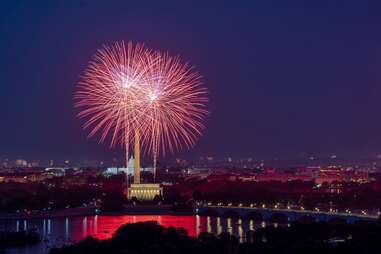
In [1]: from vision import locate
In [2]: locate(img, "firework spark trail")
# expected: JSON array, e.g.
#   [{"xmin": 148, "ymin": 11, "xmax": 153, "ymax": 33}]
[
  {"xmin": 137, "ymin": 51, "xmax": 208, "ymax": 177},
  {"xmin": 75, "ymin": 41, "xmax": 152, "ymax": 148},
  {"xmin": 75, "ymin": 41, "xmax": 208, "ymax": 173}
]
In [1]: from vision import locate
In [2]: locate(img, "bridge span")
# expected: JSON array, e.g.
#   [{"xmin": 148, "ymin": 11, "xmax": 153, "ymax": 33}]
[{"xmin": 197, "ymin": 204, "xmax": 378, "ymax": 224}]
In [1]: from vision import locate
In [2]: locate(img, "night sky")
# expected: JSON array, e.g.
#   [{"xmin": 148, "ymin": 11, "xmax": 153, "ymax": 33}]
[{"xmin": 0, "ymin": 1, "xmax": 380, "ymax": 164}]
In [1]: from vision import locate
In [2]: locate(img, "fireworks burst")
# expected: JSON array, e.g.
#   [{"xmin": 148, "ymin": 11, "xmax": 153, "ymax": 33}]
[{"xmin": 75, "ymin": 41, "xmax": 208, "ymax": 171}]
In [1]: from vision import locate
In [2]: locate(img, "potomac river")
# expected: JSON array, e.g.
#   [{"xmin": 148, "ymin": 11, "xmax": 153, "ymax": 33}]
[{"xmin": 0, "ymin": 214, "xmax": 278, "ymax": 254}]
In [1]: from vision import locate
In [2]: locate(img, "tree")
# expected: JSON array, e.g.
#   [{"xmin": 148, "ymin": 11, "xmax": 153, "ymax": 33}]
[{"xmin": 100, "ymin": 191, "xmax": 126, "ymax": 212}]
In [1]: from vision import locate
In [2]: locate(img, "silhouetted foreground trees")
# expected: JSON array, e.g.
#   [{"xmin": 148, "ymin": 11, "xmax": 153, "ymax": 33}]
[
  {"xmin": 0, "ymin": 230, "xmax": 40, "ymax": 249},
  {"xmin": 49, "ymin": 221, "xmax": 381, "ymax": 254}
]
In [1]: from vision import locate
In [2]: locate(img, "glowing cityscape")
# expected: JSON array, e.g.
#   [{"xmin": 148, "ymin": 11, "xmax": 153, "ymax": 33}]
[{"xmin": 0, "ymin": 1, "xmax": 380, "ymax": 254}]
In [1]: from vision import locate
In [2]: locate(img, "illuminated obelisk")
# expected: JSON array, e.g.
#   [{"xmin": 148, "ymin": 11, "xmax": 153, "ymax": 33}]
[
  {"xmin": 133, "ymin": 130, "xmax": 140, "ymax": 184},
  {"xmin": 128, "ymin": 129, "xmax": 162, "ymax": 200}
]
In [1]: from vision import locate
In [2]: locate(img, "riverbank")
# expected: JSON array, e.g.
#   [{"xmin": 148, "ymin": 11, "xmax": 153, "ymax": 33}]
[
  {"xmin": 0, "ymin": 205, "xmax": 193, "ymax": 220},
  {"xmin": 102, "ymin": 204, "xmax": 193, "ymax": 215},
  {"xmin": 0, "ymin": 207, "xmax": 98, "ymax": 220}
]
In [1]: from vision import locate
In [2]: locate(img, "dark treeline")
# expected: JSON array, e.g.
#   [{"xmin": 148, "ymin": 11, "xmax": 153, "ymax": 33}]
[
  {"xmin": 166, "ymin": 179, "xmax": 381, "ymax": 211},
  {"xmin": 49, "ymin": 221, "xmax": 381, "ymax": 254},
  {"xmin": 0, "ymin": 175, "xmax": 125, "ymax": 212}
]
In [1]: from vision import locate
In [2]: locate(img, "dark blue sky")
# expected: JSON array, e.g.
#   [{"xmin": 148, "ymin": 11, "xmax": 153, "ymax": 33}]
[{"xmin": 0, "ymin": 1, "xmax": 380, "ymax": 163}]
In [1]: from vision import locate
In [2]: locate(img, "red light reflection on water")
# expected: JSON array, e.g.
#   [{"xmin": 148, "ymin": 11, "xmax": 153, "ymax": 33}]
[{"xmin": 71, "ymin": 215, "xmax": 202, "ymax": 241}]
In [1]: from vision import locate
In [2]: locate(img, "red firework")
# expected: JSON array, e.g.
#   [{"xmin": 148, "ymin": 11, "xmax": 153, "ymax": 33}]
[{"xmin": 75, "ymin": 41, "xmax": 208, "ymax": 166}]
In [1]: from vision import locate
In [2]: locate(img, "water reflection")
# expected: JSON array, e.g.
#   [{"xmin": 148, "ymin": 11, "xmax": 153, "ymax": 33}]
[
  {"xmin": 82, "ymin": 217, "xmax": 87, "ymax": 238},
  {"xmin": 206, "ymin": 216, "xmax": 211, "ymax": 233},
  {"xmin": 47, "ymin": 219, "xmax": 51, "ymax": 235},
  {"xmin": 65, "ymin": 218, "xmax": 69, "ymax": 241},
  {"xmin": 227, "ymin": 217, "xmax": 232, "ymax": 235},
  {"xmin": 249, "ymin": 219, "xmax": 254, "ymax": 231},
  {"xmin": 216, "ymin": 217, "xmax": 222, "ymax": 235},
  {"xmin": 1, "ymin": 215, "xmax": 283, "ymax": 254},
  {"xmin": 237, "ymin": 218, "xmax": 243, "ymax": 242}
]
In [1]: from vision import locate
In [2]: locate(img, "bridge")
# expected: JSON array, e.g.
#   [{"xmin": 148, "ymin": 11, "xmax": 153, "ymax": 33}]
[{"xmin": 197, "ymin": 203, "xmax": 378, "ymax": 224}]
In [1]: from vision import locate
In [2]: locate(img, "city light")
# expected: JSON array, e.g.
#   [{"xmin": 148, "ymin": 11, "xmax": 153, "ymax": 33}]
[{"xmin": 1, "ymin": 3, "xmax": 380, "ymax": 254}]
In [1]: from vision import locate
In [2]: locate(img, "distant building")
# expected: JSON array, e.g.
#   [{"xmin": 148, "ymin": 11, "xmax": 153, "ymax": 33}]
[
  {"xmin": 314, "ymin": 168, "xmax": 344, "ymax": 184},
  {"xmin": 105, "ymin": 167, "xmax": 124, "ymax": 175},
  {"xmin": 104, "ymin": 157, "xmax": 134, "ymax": 176},
  {"xmin": 15, "ymin": 159, "xmax": 27, "ymax": 167},
  {"xmin": 44, "ymin": 167, "xmax": 66, "ymax": 177},
  {"xmin": 0, "ymin": 173, "xmax": 51, "ymax": 183},
  {"xmin": 0, "ymin": 175, "xmax": 28, "ymax": 183},
  {"xmin": 128, "ymin": 183, "xmax": 163, "ymax": 200},
  {"xmin": 27, "ymin": 161, "xmax": 39, "ymax": 167},
  {"xmin": 182, "ymin": 168, "xmax": 211, "ymax": 182},
  {"xmin": 104, "ymin": 156, "xmax": 154, "ymax": 176}
]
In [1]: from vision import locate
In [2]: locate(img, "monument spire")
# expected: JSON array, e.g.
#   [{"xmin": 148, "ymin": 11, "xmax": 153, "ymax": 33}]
[{"xmin": 134, "ymin": 129, "xmax": 140, "ymax": 184}]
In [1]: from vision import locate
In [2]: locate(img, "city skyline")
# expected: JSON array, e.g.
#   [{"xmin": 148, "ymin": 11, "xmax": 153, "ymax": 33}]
[{"xmin": 1, "ymin": 2, "xmax": 381, "ymax": 254}]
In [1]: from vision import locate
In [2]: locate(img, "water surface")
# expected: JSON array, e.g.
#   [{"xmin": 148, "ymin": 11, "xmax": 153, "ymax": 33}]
[{"xmin": 0, "ymin": 215, "xmax": 276, "ymax": 254}]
